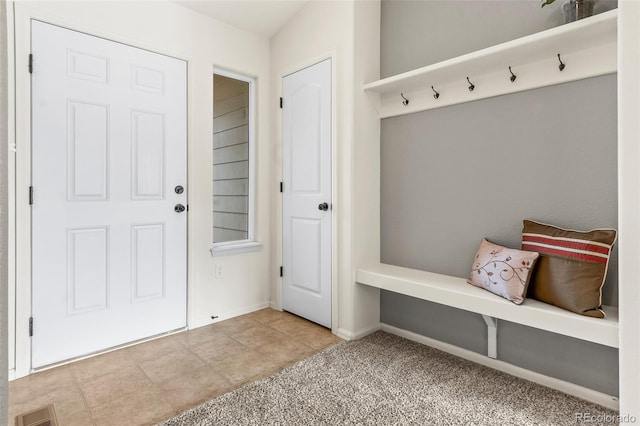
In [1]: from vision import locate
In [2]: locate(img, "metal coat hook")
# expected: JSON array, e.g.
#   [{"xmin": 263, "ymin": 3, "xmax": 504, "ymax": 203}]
[
  {"xmin": 400, "ymin": 93, "xmax": 409, "ymax": 106},
  {"xmin": 431, "ymin": 86, "xmax": 440, "ymax": 100},
  {"xmin": 466, "ymin": 77, "xmax": 475, "ymax": 92},
  {"xmin": 509, "ymin": 66, "xmax": 517, "ymax": 83},
  {"xmin": 557, "ymin": 54, "xmax": 566, "ymax": 71}
]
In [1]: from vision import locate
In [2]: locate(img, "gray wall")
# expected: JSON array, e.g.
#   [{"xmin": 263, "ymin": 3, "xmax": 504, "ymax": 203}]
[
  {"xmin": 1, "ymin": 0, "xmax": 9, "ymax": 421},
  {"xmin": 380, "ymin": 0, "xmax": 619, "ymax": 396},
  {"xmin": 382, "ymin": 76, "xmax": 618, "ymax": 305}
]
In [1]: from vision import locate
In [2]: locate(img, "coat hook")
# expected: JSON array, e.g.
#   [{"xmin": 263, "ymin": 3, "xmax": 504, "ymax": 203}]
[
  {"xmin": 557, "ymin": 54, "xmax": 566, "ymax": 71},
  {"xmin": 466, "ymin": 77, "xmax": 475, "ymax": 92},
  {"xmin": 400, "ymin": 93, "xmax": 409, "ymax": 106},
  {"xmin": 509, "ymin": 66, "xmax": 517, "ymax": 83},
  {"xmin": 431, "ymin": 86, "xmax": 440, "ymax": 100}
]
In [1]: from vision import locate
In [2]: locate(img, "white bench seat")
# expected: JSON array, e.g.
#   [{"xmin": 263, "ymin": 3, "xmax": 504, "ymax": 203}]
[{"xmin": 357, "ymin": 263, "xmax": 619, "ymax": 349}]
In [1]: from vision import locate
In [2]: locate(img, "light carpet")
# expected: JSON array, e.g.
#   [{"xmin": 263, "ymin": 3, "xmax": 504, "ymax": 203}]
[{"xmin": 159, "ymin": 331, "xmax": 618, "ymax": 425}]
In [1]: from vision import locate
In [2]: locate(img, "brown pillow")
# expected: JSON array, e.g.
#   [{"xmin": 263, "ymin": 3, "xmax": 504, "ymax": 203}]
[
  {"xmin": 467, "ymin": 239, "xmax": 540, "ymax": 305},
  {"xmin": 522, "ymin": 220, "xmax": 617, "ymax": 318}
]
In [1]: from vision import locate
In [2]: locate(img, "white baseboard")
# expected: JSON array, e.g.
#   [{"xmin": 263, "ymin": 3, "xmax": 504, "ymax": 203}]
[
  {"xmin": 269, "ymin": 302, "xmax": 282, "ymax": 311},
  {"xmin": 380, "ymin": 323, "xmax": 619, "ymax": 411},
  {"xmin": 202, "ymin": 301, "xmax": 271, "ymax": 327},
  {"xmin": 335, "ymin": 324, "xmax": 380, "ymax": 341}
]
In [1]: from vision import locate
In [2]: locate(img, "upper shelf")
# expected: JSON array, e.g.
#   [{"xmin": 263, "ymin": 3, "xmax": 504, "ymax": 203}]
[{"xmin": 364, "ymin": 10, "xmax": 618, "ymax": 119}]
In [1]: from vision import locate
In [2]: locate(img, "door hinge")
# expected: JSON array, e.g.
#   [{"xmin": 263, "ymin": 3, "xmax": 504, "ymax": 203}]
[
  {"xmin": 279, "ymin": 97, "xmax": 283, "ymax": 109},
  {"xmin": 28, "ymin": 54, "xmax": 33, "ymax": 74},
  {"xmin": 29, "ymin": 186, "xmax": 33, "ymax": 205},
  {"xmin": 29, "ymin": 317, "xmax": 33, "ymax": 337},
  {"xmin": 280, "ymin": 266, "xmax": 283, "ymax": 277},
  {"xmin": 280, "ymin": 182, "xmax": 283, "ymax": 193}
]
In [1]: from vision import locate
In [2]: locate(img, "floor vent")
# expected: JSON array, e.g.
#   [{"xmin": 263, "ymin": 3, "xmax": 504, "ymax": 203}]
[{"xmin": 15, "ymin": 404, "xmax": 58, "ymax": 426}]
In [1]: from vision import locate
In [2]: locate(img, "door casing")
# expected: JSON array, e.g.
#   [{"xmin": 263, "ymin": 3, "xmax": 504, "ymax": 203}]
[
  {"xmin": 281, "ymin": 58, "xmax": 332, "ymax": 327},
  {"xmin": 275, "ymin": 53, "xmax": 339, "ymax": 332}
]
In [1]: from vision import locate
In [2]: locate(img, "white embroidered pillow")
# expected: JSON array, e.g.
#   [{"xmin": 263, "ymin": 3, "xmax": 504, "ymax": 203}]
[{"xmin": 467, "ymin": 239, "xmax": 539, "ymax": 305}]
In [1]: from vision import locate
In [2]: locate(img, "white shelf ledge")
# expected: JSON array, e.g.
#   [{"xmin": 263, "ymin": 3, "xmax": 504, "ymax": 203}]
[
  {"xmin": 357, "ymin": 262, "xmax": 619, "ymax": 348},
  {"xmin": 364, "ymin": 10, "xmax": 617, "ymax": 118}
]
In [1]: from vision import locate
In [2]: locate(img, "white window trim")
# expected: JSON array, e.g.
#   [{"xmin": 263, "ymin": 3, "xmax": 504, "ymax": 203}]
[
  {"xmin": 210, "ymin": 241, "xmax": 262, "ymax": 257},
  {"xmin": 210, "ymin": 68, "xmax": 260, "ymax": 257}
]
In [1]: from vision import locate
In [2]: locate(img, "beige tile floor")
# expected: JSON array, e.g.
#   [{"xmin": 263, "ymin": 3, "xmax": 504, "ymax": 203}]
[{"xmin": 9, "ymin": 308, "xmax": 342, "ymax": 426}]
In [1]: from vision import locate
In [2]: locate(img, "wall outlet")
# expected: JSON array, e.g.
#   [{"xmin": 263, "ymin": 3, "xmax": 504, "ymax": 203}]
[{"xmin": 215, "ymin": 264, "xmax": 223, "ymax": 279}]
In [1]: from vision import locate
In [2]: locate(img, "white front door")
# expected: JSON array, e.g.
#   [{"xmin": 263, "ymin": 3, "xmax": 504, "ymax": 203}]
[
  {"xmin": 282, "ymin": 59, "xmax": 332, "ymax": 328},
  {"xmin": 31, "ymin": 21, "xmax": 187, "ymax": 368}
]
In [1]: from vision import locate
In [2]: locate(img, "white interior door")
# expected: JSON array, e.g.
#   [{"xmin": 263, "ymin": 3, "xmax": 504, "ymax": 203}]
[
  {"xmin": 31, "ymin": 21, "xmax": 187, "ymax": 368},
  {"xmin": 282, "ymin": 59, "xmax": 332, "ymax": 328}
]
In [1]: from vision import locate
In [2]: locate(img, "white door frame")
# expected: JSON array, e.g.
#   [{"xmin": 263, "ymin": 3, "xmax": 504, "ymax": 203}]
[
  {"xmin": 10, "ymin": 7, "xmax": 196, "ymax": 379},
  {"xmin": 275, "ymin": 53, "xmax": 339, "ymax": 332}
]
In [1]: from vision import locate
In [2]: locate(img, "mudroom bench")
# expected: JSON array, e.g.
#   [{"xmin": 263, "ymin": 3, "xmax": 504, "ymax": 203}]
[{"xmin": 356, "ymin": 263, "xmax": 619, "ymax": 358}]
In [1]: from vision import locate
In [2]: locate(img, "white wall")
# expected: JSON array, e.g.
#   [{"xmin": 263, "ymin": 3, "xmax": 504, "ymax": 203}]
[
  {"xmin": 270, "ymin": 0, "xmax": 380, "ymax": 338},
  {"xmin": 0, "ymin": 0, "xmax": 9, "ymax": 420},
  {"xmin": 618, "ymin": 0, "xmax": 640, "ymax": 418},
  {"xmin": 9, "ymin": 0, "xmax": 271, "ymax": 378},
  {"xmin": 351, "ymin": 0, "xmax": 382, "ymax": 338}
]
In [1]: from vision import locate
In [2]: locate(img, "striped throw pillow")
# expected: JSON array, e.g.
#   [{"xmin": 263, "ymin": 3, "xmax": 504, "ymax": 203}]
[{"xmin": 522, "ymin": 220, "xmax": 617, "ymax": 318}]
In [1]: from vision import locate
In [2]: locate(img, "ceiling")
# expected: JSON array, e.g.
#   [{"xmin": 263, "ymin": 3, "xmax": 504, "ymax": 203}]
[{"xmin": 175, "ymin": 0, "xmax": 310, "ymax": 38}]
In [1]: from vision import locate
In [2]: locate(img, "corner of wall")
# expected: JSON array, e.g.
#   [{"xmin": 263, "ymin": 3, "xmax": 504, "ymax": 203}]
[
  {"xmin": 0, "ymin": 0, "xmax": 9, "ymax": 420},
  {"xmin": 269, "ymin": 0, "xmax": 381, "ymax": 338},
  {"xmin": 618, "ymin": 1, "xmax": 640, "ymax": 418},
  {"xmin": 350, "ymin": 0, "xmax": 381, "ymax": 336}
]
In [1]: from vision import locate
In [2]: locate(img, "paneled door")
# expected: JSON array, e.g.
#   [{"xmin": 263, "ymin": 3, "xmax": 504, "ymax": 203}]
[
  {"xmin": 282, "ymin": 59, "xmax": 332, "ymax": 328},
  {"xmin": 31, "ymin": 21, "xmax": 187, "ymax": 368}
]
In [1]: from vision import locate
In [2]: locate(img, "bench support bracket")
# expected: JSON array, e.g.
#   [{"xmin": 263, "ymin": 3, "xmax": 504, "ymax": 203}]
[{"xmin": 482, "ymin": 315, "xmax": 498, "ymax": 359}]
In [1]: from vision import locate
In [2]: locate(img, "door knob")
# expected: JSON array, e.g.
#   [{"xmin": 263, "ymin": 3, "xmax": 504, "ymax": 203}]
[
  {"xmin": 318, "ymin": 202, "xmax": 329, "ymax": 211},
  {"xmin": 174, "ymin": 204, "xmax": 186, "ymax": 213}
]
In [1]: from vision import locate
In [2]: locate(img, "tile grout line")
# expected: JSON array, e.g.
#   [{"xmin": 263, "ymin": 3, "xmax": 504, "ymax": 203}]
[
  {"xmin": 187, "ymin": 347, "xmax": 212, "ymax": 366},
  {"xmin": 71, "ymin": 369, "xmax": 98, "ymax": 426},
  {"xmin": 184, "ymin": 334, "xmax": 224, "ymax": 366},
  {"xmin": 134, "ymin": 363, "xmax": 178, "ymax": 416},
  {"xmin": 134, "ymin": 343, "xmax": 237, "ymax": 421},
  {"xmin": 183, "ymin": 326, "xmax": 252, "ymax": 365},
  {"xmin": 148, "ymin": 330, "xmax": 241, "ymax": 419}
]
